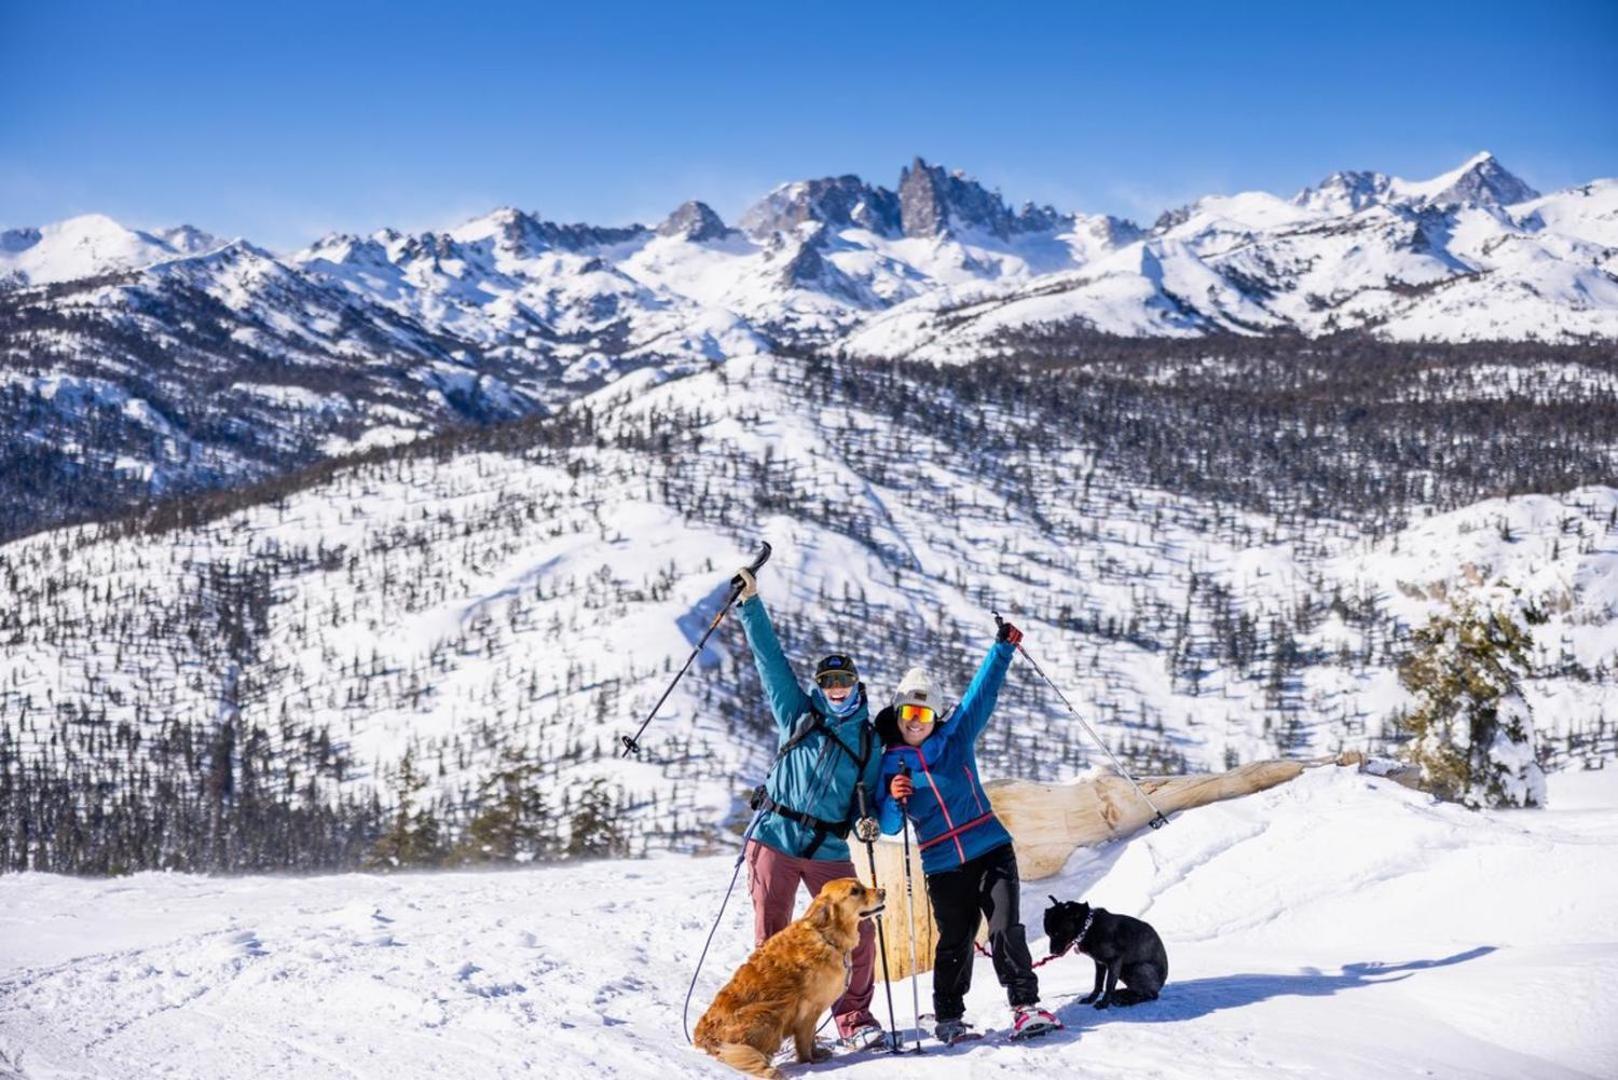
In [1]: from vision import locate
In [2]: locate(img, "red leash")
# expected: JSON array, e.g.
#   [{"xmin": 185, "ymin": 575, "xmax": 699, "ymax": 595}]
[{"xmin": 974, "ymin": 940, "xmax": 1071, "ymax": 968}]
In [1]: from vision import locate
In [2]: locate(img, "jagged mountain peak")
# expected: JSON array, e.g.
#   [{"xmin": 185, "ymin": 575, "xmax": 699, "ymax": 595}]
[
  {"xmin": 656, "ymin": 200, "xmax": 730, "ymax": 242},
  {"xmin": 739, "ymin": 174, "xmax": 901, "ymax": 238},
  {"xmin": 446, "ymin": 206, "xmax": 648, "ymax": 254},
  {"xmin": 1292, "ymin": 169, "xmax": 1395, "ymax": 214},
  {"xmin": 897, "ymin": 156, "xmax": 1066, "ymax": 239},
  {"xmin": 153, "ymin": 223, "xmax": 222, "ymax": 255},
  {"xmin": 449, "ymin": 206, "xmax": 544, "ymax": 246},
  {"xmin": 1416, "ymin": 151, "xmax": 1539, "ymax": 208},
  {"xmin": 1294, "ymin": 152, "xmax": 1540, "ymax": 215}
]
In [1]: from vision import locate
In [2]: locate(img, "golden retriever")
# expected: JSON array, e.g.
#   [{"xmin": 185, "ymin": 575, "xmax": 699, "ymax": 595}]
[{"xmin": 694, "ymin": 877, "xmax": 885, "ymax": 1078}]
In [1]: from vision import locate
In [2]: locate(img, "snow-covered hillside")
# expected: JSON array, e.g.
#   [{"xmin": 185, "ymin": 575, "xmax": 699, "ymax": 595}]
[
  {"xmin": 3, "ymin": 348, "xmax": 1615, "ymax": 871},
  {"xmin": 3, "ymin": 766, "xmax": 1614, "ymax": 1079}
]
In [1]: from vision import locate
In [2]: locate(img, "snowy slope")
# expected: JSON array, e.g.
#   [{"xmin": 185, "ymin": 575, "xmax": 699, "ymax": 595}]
[
  {"xmin": 4, "ymin": 350, "xmax": 1616, "ymax": 863},
  {"xmin": 2, "ymin": 766, "xmax": 1613, "ymax": 1079}
]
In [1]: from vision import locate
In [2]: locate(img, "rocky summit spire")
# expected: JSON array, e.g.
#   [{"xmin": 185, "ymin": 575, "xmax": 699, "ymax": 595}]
[
  {"xmin": 656, "ymin": 201, "xmax": 730, "ymax": 242},
  {"xmin": 898, "ymin": 157, "xmax": 1064, "ymax": 239}
]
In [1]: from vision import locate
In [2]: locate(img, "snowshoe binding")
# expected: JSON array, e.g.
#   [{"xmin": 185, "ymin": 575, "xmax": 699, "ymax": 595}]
[
  {"xmin": 839, "ymin": 1022, "xmax": 889, "ymax": 1052},
  {"xmin": 1010, "ymin": 1006, "xmax": 1061, "ymax": 1040},
  {"xmin": 934, "ymin": 1017, "xmax": 982, "ymax": 1045}
]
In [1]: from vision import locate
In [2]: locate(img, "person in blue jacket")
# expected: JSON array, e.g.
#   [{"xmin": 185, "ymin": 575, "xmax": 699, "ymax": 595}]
[
  {"xmin": 731, "ymin": 565, "xmax": 887, "ymax": 1049},
  {"xmin": 876, "ymin": 619, "xmax": 1061, "ymax": 1043}
]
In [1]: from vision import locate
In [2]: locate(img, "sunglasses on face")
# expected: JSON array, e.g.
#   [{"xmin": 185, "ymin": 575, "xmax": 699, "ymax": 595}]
[
  {"xmin": 899, "ymin": 703, "xmax": 936, "ymax": 725},
  {"xmin": 817, "ymin": 671, "xmax": 858, "ymax": 690}
]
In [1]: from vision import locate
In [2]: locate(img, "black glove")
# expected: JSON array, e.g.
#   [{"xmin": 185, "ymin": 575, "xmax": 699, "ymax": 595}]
[{"xmin": 997, "ymin": 619, "xmax": 1023, "ymax": 645}]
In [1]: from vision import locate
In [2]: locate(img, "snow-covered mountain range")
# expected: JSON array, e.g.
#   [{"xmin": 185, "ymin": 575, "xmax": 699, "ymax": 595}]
[
  {"xmin": 4, "ymin": 152, "xmax": 1616, "ymax": 539},
  {"xmin": 7, "ymin": 153, "xmax": 1617, "ymax": 354}
]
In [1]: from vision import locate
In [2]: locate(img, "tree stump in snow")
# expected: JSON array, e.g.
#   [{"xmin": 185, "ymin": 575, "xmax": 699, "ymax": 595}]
[{"xmin": 854, "ymin": 754, "xmax": 1357, "ymax": 980}]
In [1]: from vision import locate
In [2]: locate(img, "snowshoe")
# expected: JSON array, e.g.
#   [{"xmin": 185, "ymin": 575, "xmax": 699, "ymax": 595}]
[
  {"xmin": 934, "ymin": 1018, "xmax": 982, "ymax": 1045},
  {"xmin": 1009, "ymin": 1006, "xmax": 1062, "ymax": 1040},
  {"xmin": 839, "ymin": 1022, "xmax": 889, "ymax": 1052}
]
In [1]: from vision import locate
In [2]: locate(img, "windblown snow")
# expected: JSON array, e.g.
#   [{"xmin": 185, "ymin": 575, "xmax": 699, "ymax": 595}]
[{"xmin": 2, "ymin": 766, "xmax": 1614, "ymax": 1079}]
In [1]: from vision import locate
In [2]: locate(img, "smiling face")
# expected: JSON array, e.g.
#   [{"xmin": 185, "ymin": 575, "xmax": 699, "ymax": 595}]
[
  {"xmin": 898, "ymin": 702, "xmax": 936, "ymax": 746},
  {"xmin": 816, "ymin": 665, "xmax": 858, "ymax": 707}
]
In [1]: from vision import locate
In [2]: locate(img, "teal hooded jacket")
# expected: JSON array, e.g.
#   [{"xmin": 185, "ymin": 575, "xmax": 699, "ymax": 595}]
[{"xmin": 738, "ymin": 595, "xmax": 883, "ymax": 862}]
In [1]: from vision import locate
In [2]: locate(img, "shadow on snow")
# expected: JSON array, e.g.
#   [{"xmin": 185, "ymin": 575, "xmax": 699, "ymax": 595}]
[
  {"xmin": 806, "ymin": 945, "xmax": 1499, "ymax": 1069},
  {"xmin": 1052, "ymin": 945, "xmax": 1499, "ymax": 1032}
]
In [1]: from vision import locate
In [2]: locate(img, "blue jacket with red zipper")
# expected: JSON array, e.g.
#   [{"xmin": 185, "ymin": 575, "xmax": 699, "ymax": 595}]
[{"xmin": 876, "ymin": 638, "xmax": 1016, "ymax": 875}]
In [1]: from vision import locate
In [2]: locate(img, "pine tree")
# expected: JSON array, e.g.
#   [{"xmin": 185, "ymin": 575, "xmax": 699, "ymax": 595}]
[
  {"xmin": 456, "ymin": 747, "xmax": 555, "ymax": 863},
  {"xmin": 565, "ymin": 777, "xmax": 626, "ymax": 859},
  {"xmin": 1397, "ymin": 594, "xmax": 1547, "ymax": 809},
  {"xmin": 367, "ymin": 748, "xmax": 443, "ymax": 868}
]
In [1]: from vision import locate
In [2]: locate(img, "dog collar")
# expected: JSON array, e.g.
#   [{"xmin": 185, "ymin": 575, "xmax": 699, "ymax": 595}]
[{"xmin": 1074, "ymin": 909, "xmax": 1098, "ymax": 954}]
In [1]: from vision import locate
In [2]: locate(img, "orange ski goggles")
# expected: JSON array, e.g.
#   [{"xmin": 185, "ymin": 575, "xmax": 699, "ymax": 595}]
[{"xmin": 898, "ymin": 703, "xmax": 937, "ymax": 725}]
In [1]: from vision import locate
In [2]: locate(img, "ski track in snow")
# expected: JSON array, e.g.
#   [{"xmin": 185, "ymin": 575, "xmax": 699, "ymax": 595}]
[{"xmin": 2, "ymin": 768, "xmax": 1616, "ymax": 1079}]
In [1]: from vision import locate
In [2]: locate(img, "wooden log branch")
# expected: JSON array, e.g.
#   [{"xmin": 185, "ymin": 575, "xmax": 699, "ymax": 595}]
[{"xmin": 853, "ymin": 754, "xmax": 1358, "ymax": 981}]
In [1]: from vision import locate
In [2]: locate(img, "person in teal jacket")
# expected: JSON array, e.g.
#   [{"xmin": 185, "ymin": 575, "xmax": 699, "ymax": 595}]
[
  {"xmin": 875, "ymin": 619, "xmax": 1061, "ymax": 1044},
  {"xmin": 732, "ymin": 565, "xmax": 886, "ymax": 1049}
]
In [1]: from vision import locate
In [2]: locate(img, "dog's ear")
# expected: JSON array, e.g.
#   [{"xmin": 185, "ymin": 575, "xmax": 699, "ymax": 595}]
[
  {"xmin": 1049, "ymin": 895, "xmax": 1059, "ymax": 906},
  {"xmin": 808, "ymin": 900, "xmax": 833, "ymax": 930}
]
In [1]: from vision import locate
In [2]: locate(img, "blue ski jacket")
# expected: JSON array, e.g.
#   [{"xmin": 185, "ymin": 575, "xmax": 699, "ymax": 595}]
[
  {"xmin": 738, "ymin": 595, "xmax": 883, "ymax": 862},
  {"xmin": 877, "ymin": 639, "xmax": 1016, "ymax": 875}
]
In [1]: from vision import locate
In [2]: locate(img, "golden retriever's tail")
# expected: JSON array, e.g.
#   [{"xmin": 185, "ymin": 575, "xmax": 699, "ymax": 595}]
[{"xmin": 714, "ymin": 1042, "xmax": 778, "ymax": 1078}]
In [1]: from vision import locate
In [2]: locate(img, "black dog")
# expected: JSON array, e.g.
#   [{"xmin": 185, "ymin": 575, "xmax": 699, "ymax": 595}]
[{"xmin": 1044, "ymin": 898, "xmax": 1168, "ymax": 1008}]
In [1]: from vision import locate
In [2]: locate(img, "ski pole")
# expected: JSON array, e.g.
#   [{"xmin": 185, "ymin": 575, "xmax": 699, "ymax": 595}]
[
  {"xmin": 620, "ymin": 542, "xmax": 772, "ymax": 757},
  {"xmin": 854, "ymin": 785, "xmax": 903, "ymax": 1053},
  {"xmin": 995, "ymin": 612, "xmax": 1170, "ymax": 829},
  {"xmin": 896, "ymin": 763, "xmax": 925, "ymax": 1053},
  {"xmin": 682, "ymin": 803, "xmax": 767, "ymax": 1044}
]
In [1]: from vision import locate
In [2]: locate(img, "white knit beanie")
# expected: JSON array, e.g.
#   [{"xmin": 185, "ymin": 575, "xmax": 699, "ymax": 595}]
[{"xmin": 894, "ymin": 666, "xmax": 939, "ymax": 712}]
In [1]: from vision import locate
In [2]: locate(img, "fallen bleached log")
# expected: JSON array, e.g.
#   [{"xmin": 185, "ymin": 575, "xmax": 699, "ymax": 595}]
[{"xmin": 855, "ymin": 754, "xmax": 1359, "ymax": 980}]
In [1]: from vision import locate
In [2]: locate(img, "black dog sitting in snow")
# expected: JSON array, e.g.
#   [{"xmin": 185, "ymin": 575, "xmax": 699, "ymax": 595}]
[{"xmin": 1044, "ymin": 898, "xmax": 1169, "ymax": 1008}]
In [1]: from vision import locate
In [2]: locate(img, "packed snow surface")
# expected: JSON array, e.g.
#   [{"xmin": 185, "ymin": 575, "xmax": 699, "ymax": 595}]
[{"xmin": 3, "ymin": 767, "xmax": 1615, "ymax": 1078}]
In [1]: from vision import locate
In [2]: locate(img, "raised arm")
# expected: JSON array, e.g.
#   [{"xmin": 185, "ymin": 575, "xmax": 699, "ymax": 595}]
[
  {"xmin": 736, "ymin": 593, "xmax": 812, "ymax": 735},
  {"xmin": 949, "ymin": 635, "xmax": 1017, "ymax": 747}
]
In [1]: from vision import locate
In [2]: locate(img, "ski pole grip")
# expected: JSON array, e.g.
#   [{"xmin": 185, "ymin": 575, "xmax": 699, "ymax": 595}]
[{"xmin": 730, "ymin": 541, "xmax": 773, "ymax": 592}]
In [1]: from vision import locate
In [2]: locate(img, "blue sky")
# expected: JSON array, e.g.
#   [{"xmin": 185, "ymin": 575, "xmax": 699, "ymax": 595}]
[{"xmin": 3, "ymin": 0, "xmax": 1615, "ymax": 250}]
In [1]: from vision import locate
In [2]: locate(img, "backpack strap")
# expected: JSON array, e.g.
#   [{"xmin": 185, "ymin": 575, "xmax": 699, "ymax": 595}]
[{"xmin": 755, "ymin": 689, "xmax": 875, "ymax": 858}]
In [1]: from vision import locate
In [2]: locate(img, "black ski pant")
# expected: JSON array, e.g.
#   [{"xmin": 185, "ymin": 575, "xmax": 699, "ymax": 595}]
[{"xmin": 924, "ymin": 842, "xmax": 1039, "ymax": 1020}]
